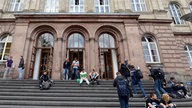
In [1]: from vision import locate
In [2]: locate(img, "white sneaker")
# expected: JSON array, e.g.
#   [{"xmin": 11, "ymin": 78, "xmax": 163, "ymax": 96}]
[{"xmin": 185, "ymin": 95, "xmax": 191, "ymax": 98}]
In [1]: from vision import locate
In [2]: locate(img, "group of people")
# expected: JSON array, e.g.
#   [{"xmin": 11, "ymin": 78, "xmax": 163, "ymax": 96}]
[
  {"xmin": 3, "ymin": 55, "xmax": 24, "ymax": 80},
  {"xmin": 113, "ymin": 59, "xmax": 190, "ymax": 108},
  {"xmin": 63, "ymin": 58, "xmax": 100, "ymax": 86}
]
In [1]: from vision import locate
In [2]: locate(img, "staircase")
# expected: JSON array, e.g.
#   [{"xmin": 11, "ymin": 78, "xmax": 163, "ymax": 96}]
[{"xmin": 0, "ymin": 79, "xmax": 191, "ymax": 108}]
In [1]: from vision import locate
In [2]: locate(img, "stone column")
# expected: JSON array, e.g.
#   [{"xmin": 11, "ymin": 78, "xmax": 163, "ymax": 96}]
[
  {"xmin": 89, "ymin": 38, "xmax": 95, "ymax": 70},
  {"xmin": 124, "ymin": 0, "xmax": 132, "ymax": 12},
  {"xmin": 10, "ymin": 20, "xmax": 29, "ymax": 79},
  {"xmin": 28, "ymin": 0, "xmax": 38, "ymax": 12},
  {"xmin": 51, "ymin": 37, "xmax": 62, "ymax": 80},
  {"xmin": 149, "ymin": 0, "xmax": 159, "ymax": 11},
  {"xmin": 124, "ymin": 20, "xmax": 146, "ymax": 77},
  {"xmin": 60, "ymin": 0, "xmax": 66, "ymax": 12},
  {"xmin": 23, "ymin": 0, "xmax": 30, "ymax": 12},
  {"xmin": 0, "ymin": 0, "xmax": 5, "ymax": 17},
  {"xmin": 86, "ymin": 0, "xmax": 94, "ymax": 12}
]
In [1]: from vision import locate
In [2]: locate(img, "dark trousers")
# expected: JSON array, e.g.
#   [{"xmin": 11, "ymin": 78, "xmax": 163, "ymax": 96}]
[
  {"xmin": 172, "ymin": 86, "xmax": 187, "ymax": 96},
  {"xmin": 118, "ymin": 95, "xmax": 129, "ymax": 108},
  {"xmin": 90, "ymin": 76, "xmax": 99, "ymax": 85}
]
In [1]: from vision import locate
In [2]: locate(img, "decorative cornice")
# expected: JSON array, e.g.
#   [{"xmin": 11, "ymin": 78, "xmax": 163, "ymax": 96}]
[{"xmin": 139, "ymin": 19, "xmax": 172, "ymax": 24}]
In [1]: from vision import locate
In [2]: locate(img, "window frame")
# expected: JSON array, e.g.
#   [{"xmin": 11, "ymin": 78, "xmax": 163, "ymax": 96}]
[
  {"xmin": 130, "ymin": 0, "xmax": 147, "ymax": 12},
  {"xmin": 99, "ymin": 33, "xmax": 115, "ymax": 49},
  {"xmin": 168, "ymin": 3, "xmax": 184, "ymax": 25},
  {"xmin": 69, "ymin": 0, "xmax": 84, "ymax": 13},
  {"xmin": 0, "ymin": 34, "xmax": 12, "ymax": 61},
  {"xmin": 142, "ymin": 35, "xmax": 160, "ymax": 63},
  {"xmin": 95, "ymin": 0, "xmax": 110, "ymax": 13},
  {"xmin": 184, "ymin": 45, "xmax": 192, "ymax": 68},
  {"xmin": 190, "ymin": 3, "xmax": 192, "ymax": 12},
  {"xmin": 68, "ymin": 33, "xmax": 84, "ymax": 48},
  {"xmin": 44, "ymin": 0, "xmax": 59, "ymax": 13},
  {"xmin": 7, "ymin": 0, "xmax": 24, "ymax": 12}
]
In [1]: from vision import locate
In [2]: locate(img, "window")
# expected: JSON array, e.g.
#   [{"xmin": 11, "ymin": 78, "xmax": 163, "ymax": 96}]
[
  {"xmin": 69, "ymin": 0, "xmax": 84, "ymax": 13},
  {"xmin": 95, "ymin": 0, "xmax": 110, "ymax": 13},
  {"xmin": 99, "ymin": 33, "xmax": 115, "ymax": 48},
  {"xmin": 190, "ymin": 3, "xmax": 192, "ymax": 12},
  {"xmin": 168, "ymin": 3, "xmax": 184, "ymax": 24},
  {"xmin": 142, "ymin": 35, "xmax": 160, "ymax": 63},
  {"xmin": 7, "ymin": 0, "xmax": 24, "ymax": 12},
  {"xmin": 130, "ymin": 0, "xmax": 146, "ymax": 12},
  {"xmin": 68, "ymin": 33, "xmax": 84, "ymax": 48},
  {"xmin": 184, "ymin": 45, "xmax": 192, "ymax": 68},
  {"xmin": 0, "ymin": 34, "xmax": 12, "ymax": 61},
  {"xmin": 44, "ymin": 0, "xmax": 59, "ymax": 12},
  {"xmin": 37, "ymin": 33, "xmax": 54, "ymax": 47}
]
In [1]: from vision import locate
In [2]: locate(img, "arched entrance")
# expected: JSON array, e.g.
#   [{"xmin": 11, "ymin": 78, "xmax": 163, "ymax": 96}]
[
  {"xmin": 32, "ymin": 33, "xmax": 54, "ymax": 79},
  {"xmin": 67, "ymin": 33, "xmax": 84, "ymax": 79},
  {"xmin": 99, "ymin": 33, "xmax": 118, "ymax": 79}
]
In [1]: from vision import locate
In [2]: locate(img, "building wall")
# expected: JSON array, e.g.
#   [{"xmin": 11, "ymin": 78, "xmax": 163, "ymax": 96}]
[{"xmin": 0, "ymin": 0, "xmax": 191, "ymax": 81}]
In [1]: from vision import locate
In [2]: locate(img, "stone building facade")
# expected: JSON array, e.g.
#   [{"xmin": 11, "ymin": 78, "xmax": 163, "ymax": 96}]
[{"xmin": 0, "ymin": 0, "xmax": 192, "ymax": 81}]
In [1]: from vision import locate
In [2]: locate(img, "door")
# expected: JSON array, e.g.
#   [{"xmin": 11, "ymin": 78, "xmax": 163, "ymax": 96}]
[
  {"xmin": 38, "ymin": 48, "xmax": 53, "ymax": 78},
  {"xmin": 99, "ymin": 49, "xmax": 113, "ymax": 79}
]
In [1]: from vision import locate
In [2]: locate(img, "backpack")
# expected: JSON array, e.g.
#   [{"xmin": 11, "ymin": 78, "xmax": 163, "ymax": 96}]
[
  {"xmin": 117, "ymin": 79, "xmax": 129, "ymax": 96},
  {"xmin": 157, "ymin": 69, "xmax": 165, "ymax": 79},
  {"xmin": 135, "ymin": 69, "xmax": 143, "ymax": 79}
]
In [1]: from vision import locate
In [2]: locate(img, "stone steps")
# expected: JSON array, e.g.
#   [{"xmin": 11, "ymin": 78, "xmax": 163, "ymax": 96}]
[{"xmin": 0, "ymin": 79, "xmax": 191, "ymax": 108}]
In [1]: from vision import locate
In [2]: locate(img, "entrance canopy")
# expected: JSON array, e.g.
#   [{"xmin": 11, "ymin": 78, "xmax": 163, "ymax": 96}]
[{"xmin": 181, "ymin": 12, "xmax": 192, "ymax": 22}]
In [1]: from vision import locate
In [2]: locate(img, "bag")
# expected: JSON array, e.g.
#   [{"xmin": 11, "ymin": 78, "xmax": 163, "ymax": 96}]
[
  {"xmin": 117, "ymin": 79, "xmax": 129, "ymax": 96},
  {"xmin": 157, "ymin": 69, "xmax": 165, "ymax": 79},
  {"xmin": 135, "ymin": 69, "xmax": 143, "ymax": 79}
]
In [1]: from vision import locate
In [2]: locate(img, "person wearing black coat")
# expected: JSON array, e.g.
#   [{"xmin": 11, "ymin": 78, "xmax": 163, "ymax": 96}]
[
  {"xmin": 63, "ymin": 58, "xmax": 71, "ymax": 80},
  {"xmin": 18, "ymin": 56, "xmax": 24, "ymax": 79}
]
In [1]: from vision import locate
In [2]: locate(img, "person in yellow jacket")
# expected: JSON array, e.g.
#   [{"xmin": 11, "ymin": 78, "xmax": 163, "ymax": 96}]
[{"xmin": 80, "ymin": 68, "xmax": 90, "ymax": 86}]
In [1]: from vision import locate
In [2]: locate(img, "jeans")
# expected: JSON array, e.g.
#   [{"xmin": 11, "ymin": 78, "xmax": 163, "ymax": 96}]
[
  {"xmin": 131, "ymin": 79, "xmax": 146, "ymax": 97},
  {"xmin": 3, "ymin": 67, "xmax": 11, "ymax": 79},
  {"xmin": 18, "ymin": 68, "xmax": 22, "ymax": 79},
  {"xmin": 73, "ymin": 68, "xmax": 78, "ymax": 80},
  {"xmin": 63, "ymin": 68, "xmax": 69, "ymax": 80},
  {"xmin": 118, "ymin": 95, "xmax": 129, "ymax": 108},
  {"xmin": 154, "ymin": 79, "xmax": 167, "ymax": 98}
]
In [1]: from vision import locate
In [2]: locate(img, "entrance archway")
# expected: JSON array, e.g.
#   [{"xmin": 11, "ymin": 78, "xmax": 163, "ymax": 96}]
[
  {"xmin": 99, "ymin": 33, "xmax": 118, "ymax": 79},
  {"xmin": 32, "ymin": 33, "xmax": 54, "ymax": 79},
  {"xmin": 67, "ymin": 33, "xmax": 84, "ymax": 79}
]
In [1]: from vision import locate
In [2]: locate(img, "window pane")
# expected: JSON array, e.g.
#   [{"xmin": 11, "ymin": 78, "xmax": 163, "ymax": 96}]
[
  {"xmin": 68, "ymin": 33, "xmax": 84, "ymax": 48},
  {"xmin": 0, "ymin": 43, "xmax": 5, "ymax": 60},
  {"xmin": 169, "ymin": 3, "xmax": 183, "ymax": 24},
  {"xmin": 188, "ymin": 45, "xmax": 192, "ymax": 51}
]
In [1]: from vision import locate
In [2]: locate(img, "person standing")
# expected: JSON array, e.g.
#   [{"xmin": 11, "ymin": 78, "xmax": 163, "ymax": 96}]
[
  {"xmin": 63, "ymin": 58, "xmax": 71, "ymax": 80},
  {"xmin": 147, "ymin": 65, "xmax": 167, "ymax": 99},
  {"xmin": 130, "ymin": 65, "xmax": 147, "ymax": 98},
  {"xmin": 18, "ymin": 56, "xmax": 24, "ymax": 79},
  {"xmin": 3, "ymin": 56, "xmax": 13, "ymax": 79},
  {"xmin": 72, "ymin": 58, "xmax": 79, "ymax": 80},
  {"xmin": 113, "ymin": 72, "xmax": 130, "ymax": 108}
]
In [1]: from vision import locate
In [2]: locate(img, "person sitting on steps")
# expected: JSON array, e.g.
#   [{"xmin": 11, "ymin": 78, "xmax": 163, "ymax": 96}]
[
  {"xmin": 79, "ymin": 68, "xmax": 89, "ymax": 86},
  {"xmin": 89, "ymin": 68, "xmax": 100, "ymax": 85},
  {"xmin": 39, "ymin": 71, "xmax": 54, "ymax": 90}
]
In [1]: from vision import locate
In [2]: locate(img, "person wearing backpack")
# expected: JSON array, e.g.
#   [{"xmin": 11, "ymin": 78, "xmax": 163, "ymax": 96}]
[
  {"xmin": 130, "ymin": 65, "xmax": 147, "ymax": 98},
  {"xmin": 147, "ymin": 65, "xmax": 167, "ymax": 99},
  {"xmin": 113, "ymin": 72, "xmax": 130, "ymax": 108}
]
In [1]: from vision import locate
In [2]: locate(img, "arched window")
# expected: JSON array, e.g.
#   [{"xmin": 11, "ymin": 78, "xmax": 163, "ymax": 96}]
[
  {"xmin": 95, "ymin": 0, "xmax": 110, "ymax": 13},
  {"xmin": 69, "ymin": 0, "xmax": 84, "ymax": 13},
  {"xmin": 99, "ymin": 33, "xmax": 115, "ymax": 48},
  {"xmin": 0, "ymin": 34, "xmax": 12, "ymax": 61},
  {"xmin": 44, "ymin": 0, "xmax": 59, "ymax": 12},
  {"xmin": 37, "ymin": 33, "xmax": 54, "ymax": 47},
  {"xmin": 168, "ymin": 3, "xmax": 184, "ymax": 24},
  {"xmin": 190, "ymin": 3, "xmax": 192, "ymax": 12},
  {"xmin": 7, "ymin": 0, "xmax": 24, "ymax": 12},
  {"xmin": 142, "ymin": 35, "xmax": 160, "ymax": 63},
  {"xmin": 130, "ymin": 0, "xmax": 146, "ymax": 12},
  {"xmin": 184, "ymin": 45, "xmax": 192, "ymax": 68},
  {"xmin": 68, "ymin": 33, "xmax": 84, "ymax": 48}
]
